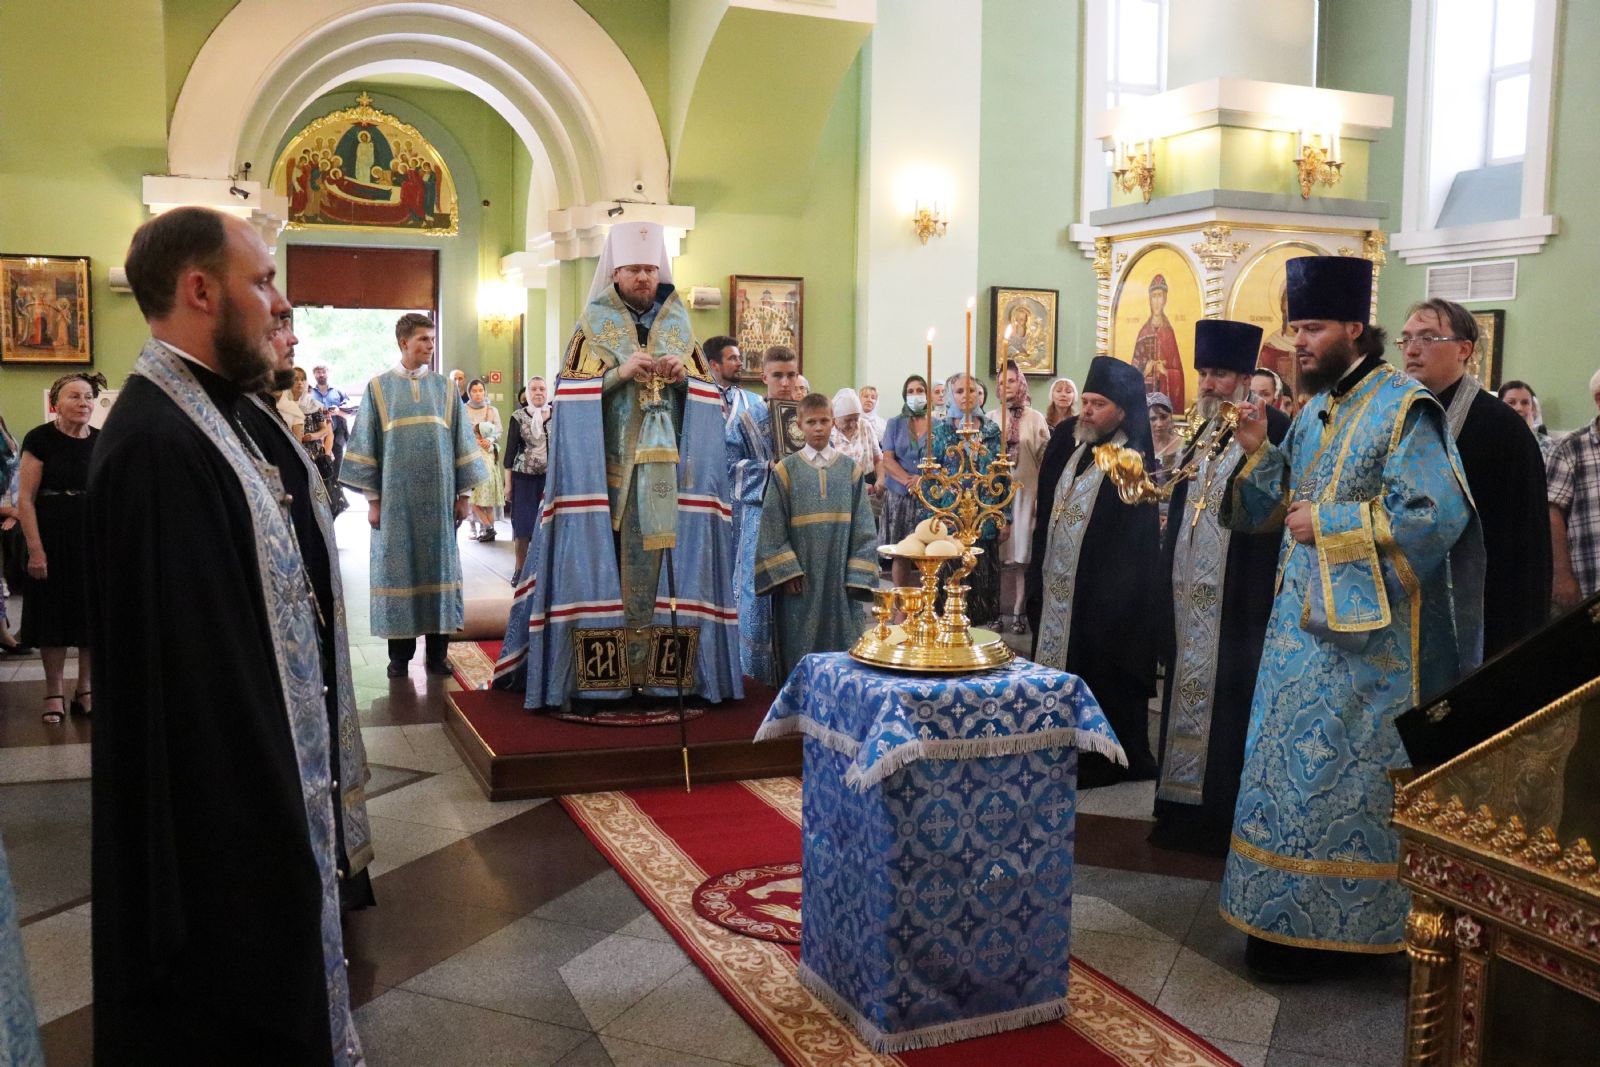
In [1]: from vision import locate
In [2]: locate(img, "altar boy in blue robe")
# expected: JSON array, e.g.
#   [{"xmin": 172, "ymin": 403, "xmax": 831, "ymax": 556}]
[{"xmin": 754, "ymin": 392, "xmax": 879, "ymax": 680}]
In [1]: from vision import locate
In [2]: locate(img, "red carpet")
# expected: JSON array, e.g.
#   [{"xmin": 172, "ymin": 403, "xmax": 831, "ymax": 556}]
[
  {"xmin": 561, "ymin": 779, "xmax": 1239, "ymax": 1066},
  {"xmin": 448, "ymin": 680, "xmax": 779, "ymax": 757}
]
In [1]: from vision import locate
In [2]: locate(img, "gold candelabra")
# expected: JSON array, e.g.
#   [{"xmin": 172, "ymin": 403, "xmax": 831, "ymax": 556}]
[
  {"xmin": 1113, "ymin": 141, "xmax": 1156, "ymax": 204},
  {"xmin": 1093, "ymin": 402, "xmax": 1242, "ymax": 506},
  {"xmin": 1295, "ymin": 136, "xmax": 1344, "ymax": 198},
  {"xmin": 850, "ymin": 417, "xmax": 1016, "ymax": 672}
]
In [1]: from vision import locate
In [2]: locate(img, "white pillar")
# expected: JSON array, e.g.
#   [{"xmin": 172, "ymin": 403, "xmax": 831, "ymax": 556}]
[
  {"xmin": 854, "ymin": 0, "xmax": 983, "ymax": 393},
  {"xmin": 1167, "ymin": 0, "xmax": 1318, "ymax": 87}
]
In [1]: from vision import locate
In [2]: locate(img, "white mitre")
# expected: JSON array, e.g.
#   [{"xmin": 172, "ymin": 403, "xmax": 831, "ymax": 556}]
[{"xmin": 587, "ymin": 219, "xmax": 675, "ymax": 302}]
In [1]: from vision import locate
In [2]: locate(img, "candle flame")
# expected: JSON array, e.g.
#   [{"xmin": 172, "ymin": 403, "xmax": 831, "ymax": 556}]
[
  {"xmin": 927, "ymin": 328, "xmax": 936, "ymax": 341},
  {"xmin": 966, "ymin": 296, "xmax": 975, "ymax": 311},
  {"xmin": 1003, "ymin": 325, "xmax": 1013, "ymax": 340}
]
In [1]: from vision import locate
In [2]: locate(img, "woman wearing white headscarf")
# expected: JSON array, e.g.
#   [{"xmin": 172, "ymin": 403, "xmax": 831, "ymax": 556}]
[{"xmin": 832, "ymin": 388, "xmax": 884, "ymax": 525}]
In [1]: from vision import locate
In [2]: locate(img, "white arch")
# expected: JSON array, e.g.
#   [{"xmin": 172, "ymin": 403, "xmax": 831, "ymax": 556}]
[{"xmin": 169, "ymin": 0, "xmax": 669, "ymax": 247}]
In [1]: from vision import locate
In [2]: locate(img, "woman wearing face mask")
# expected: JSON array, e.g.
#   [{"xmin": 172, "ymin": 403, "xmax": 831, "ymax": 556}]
[{"xmin": 879, "ymin": 374, "xmax": 931, "ymax": 588}]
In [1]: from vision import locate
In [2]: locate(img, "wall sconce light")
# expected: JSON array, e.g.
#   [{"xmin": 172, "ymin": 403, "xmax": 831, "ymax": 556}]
[
  {"xmin": 478, "ymin": 281, "xmax": 523, "ymax": 338},
  {"xmin": 1294, "ymin": 130, "xmax": 1343, "ymax": 198},
  {"xmin": 1113, "ymin": 139, "xmax": 1156, "ymax": 204},
  {"xmin": 912, "ymin": 200, "xmax": 948, "ymax": 244}
]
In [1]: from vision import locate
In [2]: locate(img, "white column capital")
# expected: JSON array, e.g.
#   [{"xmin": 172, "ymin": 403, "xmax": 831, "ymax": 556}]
[{"xmin": 141, "ymin": 175, "xmax": 290, "ymax": 249}]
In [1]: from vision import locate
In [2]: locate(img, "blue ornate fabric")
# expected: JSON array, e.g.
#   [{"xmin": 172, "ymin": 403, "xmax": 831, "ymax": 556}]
[
  {"xmin": 135, "ymin": 342, "xmax": 362, "ymax": 1064},
  {"xmin": 0, "ymin": 834, "xmax": 43, "ymax": 1067},
  {"xmin": 758, "ymin": 653, "xmax": 1124, "ymax": 790},
  {"xmin": 723, "ymin": 386, "xmax": 775, "ymax": 685},
  {"xmin": 757, "ymin": 654, "xmax": 1124, "ymax": 1052},
  {"xmin": 1218, "ymin": 363, "xmax": 1484, "ymax": 953}
]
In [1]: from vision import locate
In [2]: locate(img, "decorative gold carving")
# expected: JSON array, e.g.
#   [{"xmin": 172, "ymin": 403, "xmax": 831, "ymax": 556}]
[
  {"xmin": 1453, "ymin": 914, "xmax": 1483, "ymax": 952},
  {"xmin": 1191, "ymin": 225, "xmax": 1250, "ymax": 272},
  {"xmin": 1092, "ymin": 236, "xmax": 1113, "ymax": 280},
  {"xmin": 1457, "ymin": 951, "xmax": 1486, "ymax": 1067},
  {"xmin": 1499, "ymin": 937, "xmax": 1600, "ymax": 1003},
  {"xmin": 1115, "ymin": 251, "xmax": 1130, "ymax": 274},
  {"xmin": 1402, "ymin": 841, "xmax": 1600, "ymax": 965},
  {"xmin": 1337, "ymin": 231, "xmax": 1389, "ymax": 277},
  {"xmin": 1423, "ymin": 699, "xmax": 1452, "ymax": 724},
  {"xmin": 1403, "ymin": 893, "xmax": 1455, "ymax": 1066},
  {"xmin": 1560, "ymin": 839, "xmax": 1598, "ymax": 879}
]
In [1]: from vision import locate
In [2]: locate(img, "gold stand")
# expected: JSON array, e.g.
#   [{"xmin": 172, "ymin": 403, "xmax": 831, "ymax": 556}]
[
  {"xmin": 1402, "ymin": 893, "xmax": 1455, "ymax": 1067},
  {"xmin": 850, "ymin": 416, "xmax": 1014, "ymax": 672}
]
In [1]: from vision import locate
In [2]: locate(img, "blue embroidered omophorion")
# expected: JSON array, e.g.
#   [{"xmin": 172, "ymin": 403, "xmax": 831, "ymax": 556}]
[
  {"xmin": 0, "ymin": 833, "xmax": 43, "ymax": 1067},
  {"xmin": 758, "ymin": 653, "xmax": 1124, "ymax": 1052}
]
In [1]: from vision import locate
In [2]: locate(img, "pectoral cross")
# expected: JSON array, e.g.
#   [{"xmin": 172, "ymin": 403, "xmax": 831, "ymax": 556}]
[{"xmin": 1190, "ymin": 494, "xmax": 1208, "ymax": 529}]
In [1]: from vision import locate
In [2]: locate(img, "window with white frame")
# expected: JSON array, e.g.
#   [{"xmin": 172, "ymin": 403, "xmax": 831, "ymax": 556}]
[
  {"xmin": 1393, "ymin": 0, "xmax": 1558, "ymax": 264},
  {"xmin": 1485, "ymin": 0, "xmax": 1532, "ymax": 164},
  {"xmin": 1106, "ymin": 0, "xmax": 1166, "ymax": 110}
]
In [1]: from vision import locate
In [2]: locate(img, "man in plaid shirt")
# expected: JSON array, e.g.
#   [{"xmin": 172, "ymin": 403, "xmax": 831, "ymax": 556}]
[{"xmin": 1549, "ymin": 367, "xmax": 1600, "ymax": 608}]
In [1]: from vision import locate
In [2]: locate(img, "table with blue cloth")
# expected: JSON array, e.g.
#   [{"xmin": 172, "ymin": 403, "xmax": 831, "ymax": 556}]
[{"xmin": 755, "ymin": 652, "xmax": 1124, "ymax": 1053}]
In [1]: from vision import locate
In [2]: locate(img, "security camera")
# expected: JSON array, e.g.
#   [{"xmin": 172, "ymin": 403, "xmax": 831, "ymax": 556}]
[
  {"xmin": 632, "ymin": 180, "xmax": 646, "ymax": 194},
  {"xmin": 607, "ymin": 205, "xmax": 625, "ymax": 218}
]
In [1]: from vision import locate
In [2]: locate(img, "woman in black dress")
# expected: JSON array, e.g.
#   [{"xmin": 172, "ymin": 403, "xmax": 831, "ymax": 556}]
[{"xmin": 17, "ymin": 373, "xmax": 101, "ymax": 724}]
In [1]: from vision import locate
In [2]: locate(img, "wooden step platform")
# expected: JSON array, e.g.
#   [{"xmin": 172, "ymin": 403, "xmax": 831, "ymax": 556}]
[{"xmin": 443, "ymin": 682, "xmax": 801, "ymax": 801}]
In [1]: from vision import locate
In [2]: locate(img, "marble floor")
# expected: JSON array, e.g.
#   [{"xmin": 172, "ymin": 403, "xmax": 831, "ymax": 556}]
[{"xmin": 1, "ymin": 510, "xmax": 1407, "ymax": 1066}]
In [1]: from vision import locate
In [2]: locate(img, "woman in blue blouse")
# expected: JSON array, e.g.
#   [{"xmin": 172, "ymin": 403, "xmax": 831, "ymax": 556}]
[{"xmin": 878, "ymin": 374, "xmax": 931, "ymax": 588}]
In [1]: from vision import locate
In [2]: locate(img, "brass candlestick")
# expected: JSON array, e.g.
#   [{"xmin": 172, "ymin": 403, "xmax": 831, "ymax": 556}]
[{"xmin": 851, "ymin": 417, "xmax": 1016, "ymax": 672}]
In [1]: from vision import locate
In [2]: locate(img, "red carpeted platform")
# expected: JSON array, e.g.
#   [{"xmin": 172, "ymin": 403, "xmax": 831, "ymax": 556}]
[{"xmin": 443, "ymin": 676, "xmax": 800, "ymax": 801}]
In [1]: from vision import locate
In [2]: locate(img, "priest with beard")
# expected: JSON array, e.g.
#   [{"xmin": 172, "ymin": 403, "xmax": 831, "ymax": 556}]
[
  {"xmin": 1152, "ymin": 320, "xmax": 1290, "ymax": 856},
  {"xmin": 1219, "ymin": 256, "xmax": 1483, "ymax": 979},
  {"xmin": 1028, "ymin": 356, "xmax": 1162, "ymax": 784},
  {"xmin": 1399, "ymin": 297, "xmax": 1550, "ymax": 657},
  {"xmin": 89, "ymin": 207, "xmax": 364, "ymax": 1065}
]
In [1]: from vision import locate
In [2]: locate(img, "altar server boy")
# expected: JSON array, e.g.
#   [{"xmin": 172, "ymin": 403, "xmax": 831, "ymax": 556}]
[{"xmin": 754, "ymin": 392, "xmax": 880, "ymax": 680}]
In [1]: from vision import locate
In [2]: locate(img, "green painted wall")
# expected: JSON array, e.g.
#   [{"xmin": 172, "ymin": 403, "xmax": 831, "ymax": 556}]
[
  {"xmin": 163, "ymin": 0, "xmax": 239, "ymax": 115},
  {"xmin": 0, "ymin": 0, "xmax": 169, "ymax": 435},
  {"xmin": 1319, "ymin": 0, "xmax": 1600, "ymax": 430},
  {"xmin": 976, "ymin": 0, "xmax": 1090, "ymax": 407},
  {"xmin": 673, "ymin": 57, "xmax": 863, "ymax": 396}
]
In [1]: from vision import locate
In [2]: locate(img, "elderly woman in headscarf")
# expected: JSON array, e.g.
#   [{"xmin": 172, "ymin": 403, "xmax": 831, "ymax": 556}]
[
  {"xmin": 830, "ymin": 386, "xmax": 882, "ymax": 477},
  {"xmin": 919, "ymin": 371, "xmax": 1010, "ymax": 627},
  {"xmin": 879, "ymin": 374, "xmax": 931, "ymax": 588},
  {"xmin": 1044, "ymin": 377, "xmax": 1078, "ymax": 429}
]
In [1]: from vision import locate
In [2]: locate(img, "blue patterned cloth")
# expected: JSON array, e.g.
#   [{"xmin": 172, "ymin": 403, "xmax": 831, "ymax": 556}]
[
  {"xmin": 757, "ymin": 654, "xmax": 1124, "ymax": 790},
  {"xmin": 0, "ymin": 834, "xmax": 43, "ymax": 1067},
  {"xmin": 757, "ymin": 653, "xmax": 1123, "ymax": 1052}
]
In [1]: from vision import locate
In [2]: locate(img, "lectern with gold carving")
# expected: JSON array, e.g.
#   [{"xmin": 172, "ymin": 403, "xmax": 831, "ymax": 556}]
[{"xmin": 1393, "ymin": 667, "xmax": 1600, "ymax": 1066}]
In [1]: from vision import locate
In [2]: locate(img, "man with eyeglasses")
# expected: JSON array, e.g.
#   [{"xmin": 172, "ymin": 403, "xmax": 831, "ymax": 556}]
[
  {"xmin": 1399, "ymin": 297, "xmax": 1550, "ymax": 656},
  {"xmin": 1218, "ymin": 256, "xmax": 1485, "ymax": 980}
]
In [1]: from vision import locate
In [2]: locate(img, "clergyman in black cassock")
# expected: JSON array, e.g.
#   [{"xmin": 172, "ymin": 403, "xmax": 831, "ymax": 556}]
[
  {"xmin": 1028, "ymin": 356, "xmax": 1162, "ymax": 784},
  {"xmin": 88, "ymin": 209, "xmax": 361, "ymax": 1065},
  {"xmin": 1400, "ymin": 298, "xmax": 1550, "ymax": 659},
  {"xmin": 1151, "ymin": 319, "xmax": 1290, "ymax": 856}
]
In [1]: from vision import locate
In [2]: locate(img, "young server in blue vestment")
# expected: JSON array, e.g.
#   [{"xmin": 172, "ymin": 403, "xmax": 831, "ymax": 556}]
[
  {"xmin": 341, "ymin": 313, "xmax": 489, "ymax": 678},
  {"xmin": 754, "ymin": 392, "xmax": 880, "ymax": 680}
]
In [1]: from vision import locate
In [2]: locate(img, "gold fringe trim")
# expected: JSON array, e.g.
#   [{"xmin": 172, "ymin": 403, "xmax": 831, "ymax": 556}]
[
  {"xmin": 1217, "ymin": 906, "xmax": 1406, "ymax": 954},
  {"xmin": 1230, "ymin": 834, "xmax": 1398, "ymax": 878}
]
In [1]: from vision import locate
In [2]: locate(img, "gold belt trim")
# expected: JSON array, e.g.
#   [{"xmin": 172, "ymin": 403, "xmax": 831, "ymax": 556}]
[
  {"xmin": 789, "ymin": 512, "xmax": 853, "ymax": 527},
  {"xmin": 371, "ymin": 581, "xmax": 463, "ymax": 596},
  {"xmin": 1216, "ymin": 907, "xmax": 1406, "ymax": 954},
  {"xmin": 1230, "ymin": 834, "xmax": 1398, "ymax": 878},
  {"xmin": 389, "ymin": 415, "xmax": 450, "ymax": 430}
]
